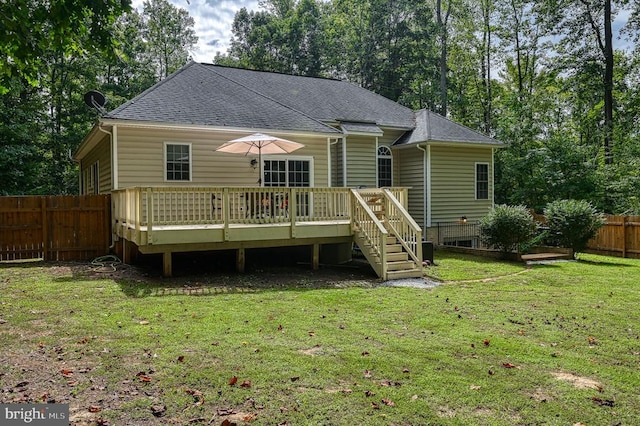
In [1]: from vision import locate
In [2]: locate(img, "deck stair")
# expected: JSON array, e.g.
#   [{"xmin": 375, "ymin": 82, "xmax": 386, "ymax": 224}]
[{"xmin": 352, "ymin": 190, "xmax": 423, "ymax": 280}]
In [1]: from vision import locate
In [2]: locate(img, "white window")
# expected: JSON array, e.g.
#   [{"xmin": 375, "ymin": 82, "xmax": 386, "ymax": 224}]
[
  {"xmin": 377, "ymin": 146, "xmax": 392, "ymax": 187},
  {"xmin": 476, "ymin": 163, "xmax": 489, "ymax": 200},
  {"xmin": 165, "ymin": 143, "xmax": 191, "ymax": 181},
  {"xmin": 263, "ymin": 158, "xmax": 312, "ymax": 187},
  {"xmin": 82, "ymin": 161, "xmax": 99, "ymax": 194}
]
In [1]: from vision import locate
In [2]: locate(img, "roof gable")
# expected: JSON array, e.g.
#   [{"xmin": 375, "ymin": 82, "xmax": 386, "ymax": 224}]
[{"xmin": 394, "ymin": 109, "xmax": 504, "ymax": 147}]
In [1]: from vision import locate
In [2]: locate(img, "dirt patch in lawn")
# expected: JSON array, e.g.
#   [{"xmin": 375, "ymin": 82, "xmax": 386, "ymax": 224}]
[{"xmin": 550, "ymin": 372, "xmax": 603, "ymax": 390}]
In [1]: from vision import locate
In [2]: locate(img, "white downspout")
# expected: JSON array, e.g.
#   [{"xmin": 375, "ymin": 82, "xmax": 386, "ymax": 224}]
[
  {"xmin": 491, "ymin": 147, "xmax": 495, "ymax": 206},
  {"xmin": 328, "ymin": 137, "xmax": 339, "ymax": 187},
  {"xmin": 417, "ymin": 144, "xmax": 430, "ymax": 232},
  {"xmin": 342, "ymin": 136, "xmax": 347, "ymax": 187}
]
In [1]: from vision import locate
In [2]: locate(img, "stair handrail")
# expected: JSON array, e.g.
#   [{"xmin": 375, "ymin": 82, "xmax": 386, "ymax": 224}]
[
  {"xmin": 382, "ymin": 189, "xmax": 422, "ymax": 265},
  {"xmin": 351, "ymin": 189, "xmax": 388, "ymax": 278}
]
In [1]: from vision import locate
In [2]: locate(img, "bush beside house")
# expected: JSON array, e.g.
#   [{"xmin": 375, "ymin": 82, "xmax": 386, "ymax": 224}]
[
  {"xmin": 479, "ymin": 204, "xmax": 537, "ymax": 258},
  {"xmin": 544, "ymin": 199, "xmax": 605, "ymax": 258}
]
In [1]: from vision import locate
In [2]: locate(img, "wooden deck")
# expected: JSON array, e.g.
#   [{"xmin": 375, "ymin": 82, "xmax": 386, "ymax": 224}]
[{"xmin": 111, "ymin": 187, "xmax": 423, "ymax": 280}]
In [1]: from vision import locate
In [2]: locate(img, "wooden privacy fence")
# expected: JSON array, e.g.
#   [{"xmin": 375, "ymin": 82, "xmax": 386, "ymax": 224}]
[
  {"xmin": 0, "ymin": 195, "xmax": 111, "ymax": 261},
  {"xmin": 587, "ymin": 215, "xmax": 640, "ymax": 259}
]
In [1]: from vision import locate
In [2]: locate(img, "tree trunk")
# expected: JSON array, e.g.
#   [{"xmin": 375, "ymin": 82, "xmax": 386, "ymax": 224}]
[{"xmin": 603, "ymin": 0, "xmax": 613, "ymax": 164}]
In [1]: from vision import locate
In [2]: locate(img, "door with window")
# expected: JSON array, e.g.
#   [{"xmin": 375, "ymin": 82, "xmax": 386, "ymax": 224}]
[{"xmin": 263, "ymin": 158, "xmax": 312, "ymax": 216}]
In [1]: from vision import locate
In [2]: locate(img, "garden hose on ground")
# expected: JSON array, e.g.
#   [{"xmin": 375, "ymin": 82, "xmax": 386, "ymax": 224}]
[{"xmin": 90, "ymin": 254, "xmax": 123, "ymax": 273}]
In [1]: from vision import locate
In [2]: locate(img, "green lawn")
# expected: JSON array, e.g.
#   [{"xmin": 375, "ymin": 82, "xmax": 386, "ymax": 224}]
[{"xmin": 1, "ymin": 252, "xmax": 639, "ymax": 425}]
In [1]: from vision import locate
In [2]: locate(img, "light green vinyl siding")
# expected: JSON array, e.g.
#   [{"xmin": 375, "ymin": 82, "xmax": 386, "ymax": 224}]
[
  {"xmin": 116, "ymin": 127, "xmax": 329, "ymax": 188},
  {"xmin": 396, "ymin": 147, "xmax": 425, "ymax": 229},
  {"xmin": 80, "ymin": 134, "xmax": 111, "ymax": 194},
  {"xmin": 430, "ymin": 145, "xmax": 493, "ymax": 223},
  {"xmin": 345, "ymin": 135, "xmax": 376, "ymax": 188},
  {"xmin": 330, "ymin": 138, "xmax": 343, "ymax": 187}
]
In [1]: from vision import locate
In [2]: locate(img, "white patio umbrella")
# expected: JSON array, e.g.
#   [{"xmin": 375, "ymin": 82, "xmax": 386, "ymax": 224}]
[{"xmin": 215, "ymin": 133, "xmax": 305, "ymax": 184}]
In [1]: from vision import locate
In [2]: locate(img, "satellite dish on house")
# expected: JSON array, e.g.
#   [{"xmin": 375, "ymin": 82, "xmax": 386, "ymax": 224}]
[{"xmin": 84, "ymin": 90, "xmax": 108, "ymax": 114}]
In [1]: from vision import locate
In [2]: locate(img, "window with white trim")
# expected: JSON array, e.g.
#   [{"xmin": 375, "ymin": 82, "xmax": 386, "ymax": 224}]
[
  {"xmin": 263, "ymin": 159, "xmax": 311, "ymax": 187},
  {"xmin": 377, "ymin": 146, "xmax": 392, "ymax": 187},
  {"xmin": 476, "ymin": 163, "xmax": 489, "ymax": 200},
  {"xmin": 165, "ymin": 143, "xmax": 191, "ymax": 181}
]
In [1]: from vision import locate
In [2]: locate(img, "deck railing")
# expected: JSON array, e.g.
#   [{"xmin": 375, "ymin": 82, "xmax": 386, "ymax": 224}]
[{"xmin": 112, "ymin": 187, "xmax": 354, "ymax": 231}]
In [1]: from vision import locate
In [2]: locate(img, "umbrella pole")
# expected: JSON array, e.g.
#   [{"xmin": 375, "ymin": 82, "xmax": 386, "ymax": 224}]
[{"xmin": 258, "ymin": 148, "xmax": 262, "ymax": 185}]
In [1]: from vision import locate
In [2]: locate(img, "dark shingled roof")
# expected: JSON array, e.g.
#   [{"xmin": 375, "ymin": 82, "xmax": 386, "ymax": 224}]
[
  {"xmin": 394, "ymin": 109, "xmax": 504, "ymax": 146},
  {"xmin": 106, "ymin": 62, "xmax": 416, "ymax": 132},
  {"xmin": 106, "ymin": 62, "xmax": 339, "ymax": 134},
  {"xmin": 105, "ymin": 62, "xmax": 501, "ymax": 147},
  {"xmin": 206, "ymin": 65, "xmax": 415, "ymax": 129}
]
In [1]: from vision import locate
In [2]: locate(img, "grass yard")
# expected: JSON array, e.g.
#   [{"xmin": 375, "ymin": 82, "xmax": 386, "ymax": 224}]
[{"xmin": 1, "ymin": 251, "xmax": 639, "ymax": 425}]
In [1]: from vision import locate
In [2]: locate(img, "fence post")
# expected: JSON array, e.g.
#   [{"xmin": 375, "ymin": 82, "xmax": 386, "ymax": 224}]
[
  {"xmin": 41, "ymin": 197, "xmax": 48, "ymax": 260},
  {"xmin": 622, "ymin": 216, "xmax": 628, "ymax": 258}
]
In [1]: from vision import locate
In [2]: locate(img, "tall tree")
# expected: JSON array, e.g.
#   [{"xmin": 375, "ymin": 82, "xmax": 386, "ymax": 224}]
[
  {"xmin": 0, "ymin": 0, "xmax": 131, "ymax": 94},
  {"xmin": 142, "ymin": 0, "xmax": 198, "ymax": 79},
  {"xmin": 539, "ymin": 0, "xmax": 637, "ymax": 164}
]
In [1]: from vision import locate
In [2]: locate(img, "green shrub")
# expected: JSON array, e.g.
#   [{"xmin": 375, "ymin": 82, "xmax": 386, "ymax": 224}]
[
  {"xmin": 544, "ymin": 199, "xmax": 605, "ymax": 257},
  {"xmin": 479, "ymin": 205, "xmax": 537, "ymax": 256}
]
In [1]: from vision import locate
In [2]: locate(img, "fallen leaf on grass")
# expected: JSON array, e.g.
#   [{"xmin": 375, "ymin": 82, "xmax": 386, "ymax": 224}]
[
  {"xmin": 177, "ymin": 355, "xmax": 185, "ymax": 362},
  {"xmin": 290, "ymin": 376, "xmax": 299, "ymax": 382},
  {"xmin": 371, "ymin": 402, "xmax": 380, "ymax": 409},
  {"xmin": 308, "ymin": 331, "xmax": 315, "ymax": 337},
  {"xmin": 60, "ymin": 369, "xmax": 73, "ymax": 378},
  {"xmin": 363, "ymin": 370, "xmax": 372, "ymax": 378},
  {"xmin": 341, "ymin": 388, "xmax": 352, "ymax": 394},
  {"xmin": 502, "ymin": 363, "xmax": 520, "ymax": 369},
  {"xmin": 240, "ymin": 380, "xmax": 251, "ymax": 388},
  {"xmin": 243, "ymin": 413, "xmax": 256, "ymax": 422},
  {"xmin": 77, "ymin": 337, "xmax": 89, "ymax": 344},
  {"xmin": 592, "ymin": 397, "xmax": 615, "ymax": 407},
  {"xmin": 216, "ymin": 408, "xmax": 235, "ymax": 416},
  {"xmin": 484, "ymin": 339, "xmax": 490, "ymax": 346},
  {"xmin": 361, "ymin": 351, "xmax": 370, "ymax": 356},
  {"xmin": 381, "ymin": 398, "xmax": 395, "ymax": 406},
  {"xmin": 364, "ymin": 390, "xmax": 375, "ymax": 397},
  {"xmin": 228, "ymin": 376, "xmax": 238, "ymax": 386},
  {"xmin": 470, "ymin": 385, "xmax": 481, "ymax": 390},
  {"xmin": 221, "ymin": 420, "xmax": 237, "ymax": 426},
  {"xmin": 136, "ymin": 372, "xmax": 152, "ymax": 382},
  {"xmin": 139, "ymin": 320, "xmax": 150, "ymax": 325},
  {"xmin": 588, "ymin": 336, "xmax": 598, "ymax": 345}
]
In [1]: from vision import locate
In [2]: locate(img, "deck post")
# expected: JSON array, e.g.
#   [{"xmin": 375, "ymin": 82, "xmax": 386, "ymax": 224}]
[
  {"xmin": 122, "ymin": 239, "xmax": 130, "ymax": 264},
  {"xmin": 312, "ymin": 243, "xmax": 320, "ymax": 270},
  {"xmin": 163, "ymin": 251, "xmax": 172, "ymax": 277},
  {"xmin": 236, "ymin": 247, "xmax": 245, "ymax": 273}
]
